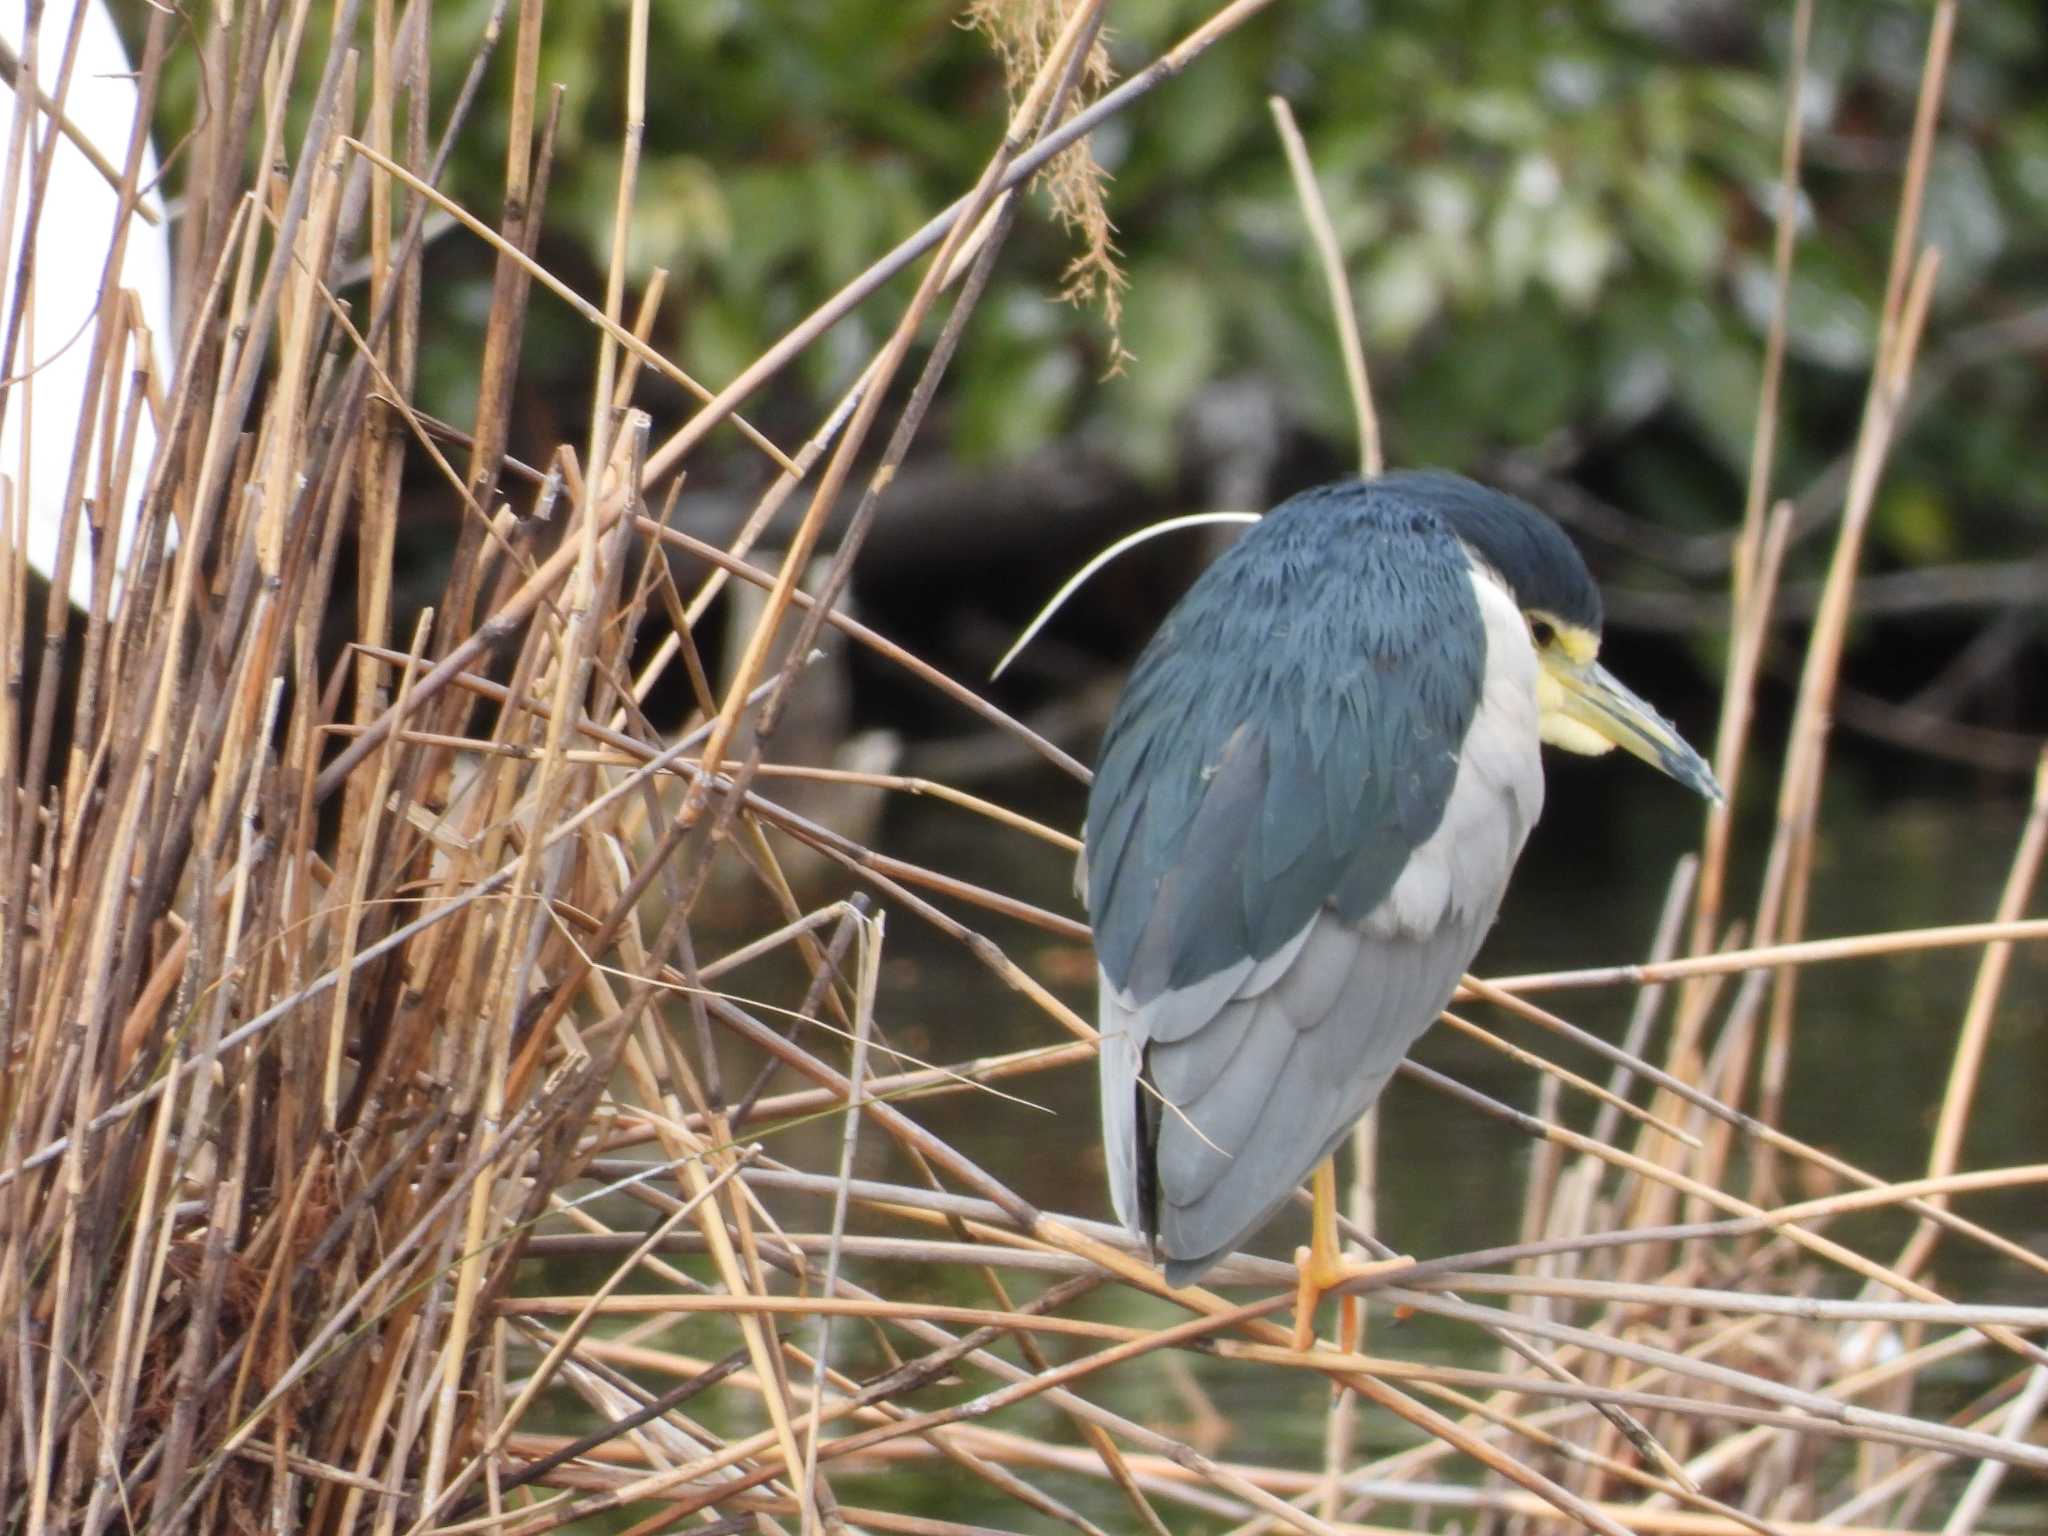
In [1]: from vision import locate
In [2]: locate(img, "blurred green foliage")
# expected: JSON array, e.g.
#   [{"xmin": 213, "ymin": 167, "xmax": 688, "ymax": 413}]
[{"xmin": 126, "ymin": 0, "xmax": 2048, "ymax": 559}]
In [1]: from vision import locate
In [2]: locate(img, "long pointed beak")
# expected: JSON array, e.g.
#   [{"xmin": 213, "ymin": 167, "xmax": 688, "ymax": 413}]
[{"xmin": 1549, "ymin": 657, "xmax": 1724, "ymax": 803}]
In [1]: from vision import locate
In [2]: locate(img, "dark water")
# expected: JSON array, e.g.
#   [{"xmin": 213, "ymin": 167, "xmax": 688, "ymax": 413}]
[{"xmin": 589, "ymin": 762, "xmax": 2046, "ymax": 1530}]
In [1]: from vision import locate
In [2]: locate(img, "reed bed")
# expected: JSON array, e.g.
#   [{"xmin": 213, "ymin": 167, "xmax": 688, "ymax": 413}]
[{"xmin": 2, "ymin": 0, "xmax": 2043, "ymax": 1532}]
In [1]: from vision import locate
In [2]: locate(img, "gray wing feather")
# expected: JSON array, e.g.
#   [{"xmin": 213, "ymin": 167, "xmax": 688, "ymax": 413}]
[
  {"xmin": 1098, "ymin": 921, "xmax": 1316, "ymax": 1233},
  {"xmin": 1152, "ymin": 995, "xmax": 1298, "ymax": 1212},
  {"xmin": 1149, "ymin": 911, "xmax": 1487, "ymax": 1280}
]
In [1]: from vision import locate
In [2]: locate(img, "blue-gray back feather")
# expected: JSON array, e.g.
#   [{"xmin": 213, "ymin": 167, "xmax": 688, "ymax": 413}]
[{"xmin": 1086, "ymin": 478, "xmax": 1485, "ymax": 999}]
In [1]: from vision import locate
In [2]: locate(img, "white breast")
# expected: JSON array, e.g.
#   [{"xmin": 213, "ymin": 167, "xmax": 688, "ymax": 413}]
[{"xmin": 1365, "ymin": 562, "xmax": 1544, "ymax": 940}]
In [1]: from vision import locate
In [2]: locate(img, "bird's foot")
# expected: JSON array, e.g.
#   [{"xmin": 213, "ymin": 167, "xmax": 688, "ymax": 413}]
[{"xmin": 1289, "ymin": 1247, "xmax": 1412, "ymax": 1353}]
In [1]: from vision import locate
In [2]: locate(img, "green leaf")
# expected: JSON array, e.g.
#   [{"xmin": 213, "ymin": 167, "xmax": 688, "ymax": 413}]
[
  {"xmin": 1542, "ymin": 200, "xmax": 1620, "ymax": 310},
  {"xmin": 1111, "ymin": 262, "xmax": 1222, "ymax": 475},
  {"xmin": 1627, "ymin": 163, "xmax": 1726, "ymax": 280},
  {"xmin": 1730, "ymin": 246, "xmax": 1878, "ymax": 373},
  {"xmin": 1921, "ymin": 140, "xmax": 2006, "ymax": 302},
  {"xmin": 956, "ymin": 292, "xmax": 1084, "ymax": 464},
  {"xmin": 1669, "ymin": 305, "xmax": 1764, "ymax": 473},
  {"xmin": 2000, "ymin": 110, "xmax": 2048, "ymax": 223},
  {"xmin": 1489, "ymin": 198, "xmax": 1546, "ymax": 301},
  {"xmin": 1400, "ymin": 303, "xmax": 1591, "ymax": 463},
  {"xmin": 620, "ymin": 156, "xmax": 732, "ymax": 280},
  {"xmin": 1362, "ymin": 240, "xmax": 1443, "ymax": 348},
  {"xmin": 1876, "ymin": 479, "xmax": 1955, "ymax": 564}
]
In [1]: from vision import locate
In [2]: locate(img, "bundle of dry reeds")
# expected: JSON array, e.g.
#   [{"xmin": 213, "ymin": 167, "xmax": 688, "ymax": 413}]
[{"xmin": 1, "ymin": 0, "xmax": 2042, "ymax": 1532}]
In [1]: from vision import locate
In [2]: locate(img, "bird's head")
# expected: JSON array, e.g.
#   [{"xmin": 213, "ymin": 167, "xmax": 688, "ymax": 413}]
[{"xmin": 1412, "ymin": 472, "xmax": 1724, "ymax": 803}]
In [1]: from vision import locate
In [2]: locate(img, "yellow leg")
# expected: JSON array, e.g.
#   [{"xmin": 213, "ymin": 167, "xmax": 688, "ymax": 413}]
[{"xmin": 1290, "ymin": 1159, "xmax": 1410, "ymax": 1352}]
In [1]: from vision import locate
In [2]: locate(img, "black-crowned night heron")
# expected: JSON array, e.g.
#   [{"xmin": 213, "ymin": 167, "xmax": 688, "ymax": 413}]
[{"xmin": 1083, "ymin": 470, "xmax": 1720, "ymax": 1344}]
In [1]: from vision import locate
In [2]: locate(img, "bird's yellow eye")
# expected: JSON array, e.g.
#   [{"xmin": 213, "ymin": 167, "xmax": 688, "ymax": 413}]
[{"xmin": 1528, "ymin": 616, "xmax": 1556, "ymax": 649}]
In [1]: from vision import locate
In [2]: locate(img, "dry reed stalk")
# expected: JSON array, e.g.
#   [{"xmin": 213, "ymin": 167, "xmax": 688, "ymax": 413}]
[
  {"xmin": 0, "ymin": 1, "xmax": 2041, "ymax": 1533},
  {"xmin": 1748, "ymin": 0, "xmax": 1954, "ymax": 1174},
  {"xmin": 1689, "ymin": 0, "xmax": 1814, "ymax": 962},
  {"xmin": 1267, "ymin": 96, "xmax": 1379, "ymax": 484}
]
